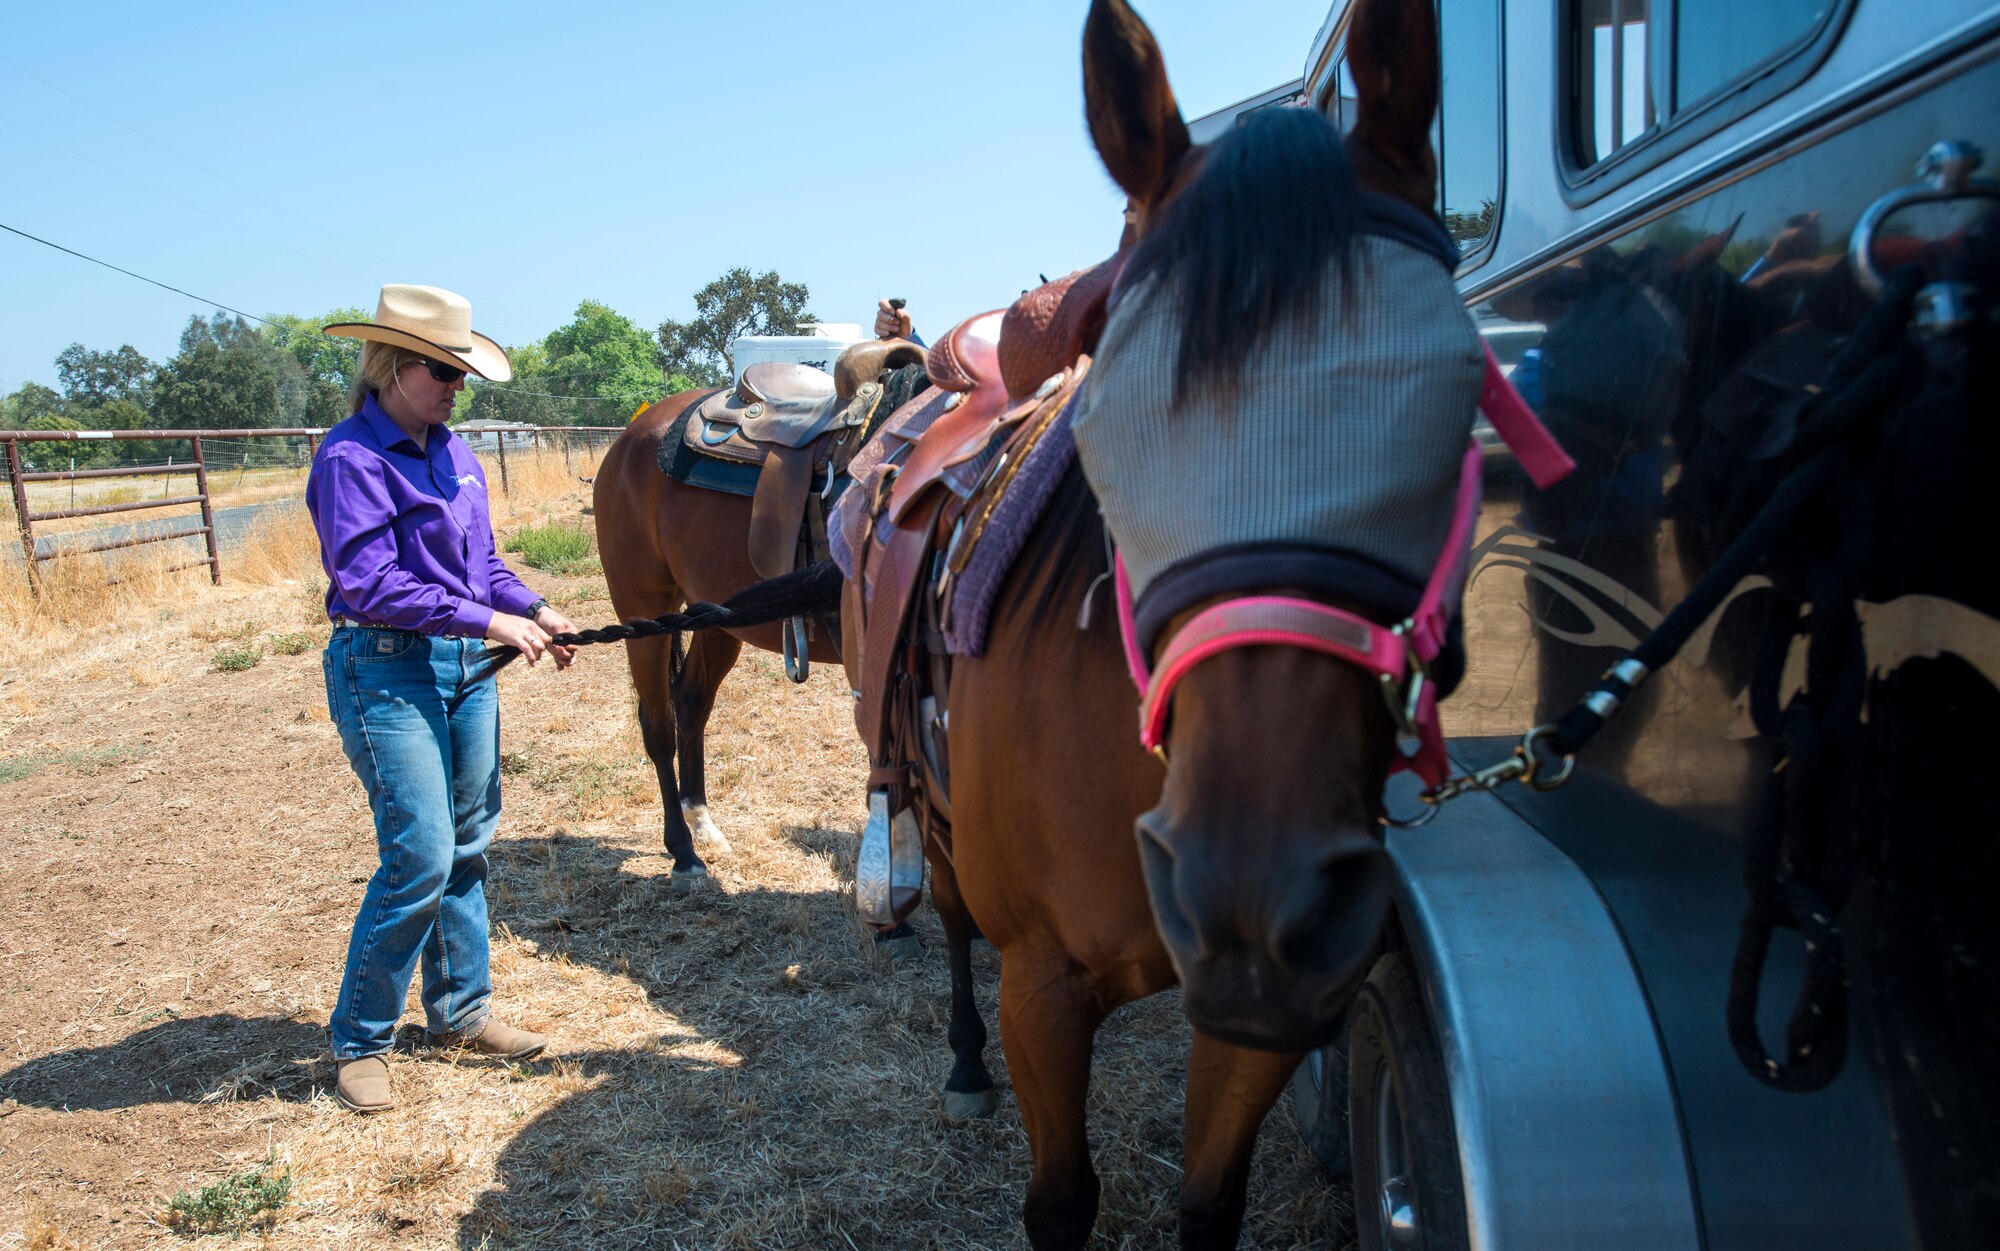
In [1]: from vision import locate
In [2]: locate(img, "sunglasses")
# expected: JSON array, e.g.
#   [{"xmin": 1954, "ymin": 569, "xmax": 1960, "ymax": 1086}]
[{"xmin": 414, "ymin": 358, "xmax": 467, "ymax": 384}]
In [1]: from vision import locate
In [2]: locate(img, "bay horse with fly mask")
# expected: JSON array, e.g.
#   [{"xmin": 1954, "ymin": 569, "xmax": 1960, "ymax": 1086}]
[
  {"xmin": 831, "ymin": 0, "xmax": 1539, "ymax": 1244},
  {"xmin": 592, "ymin": 343, "xmax": 925, "ymax": 886}
]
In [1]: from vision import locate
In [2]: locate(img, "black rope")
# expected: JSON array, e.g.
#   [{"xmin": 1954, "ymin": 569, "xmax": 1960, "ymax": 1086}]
[
  {"xmin": 1527, "ymin": 265, "xmax": 1923, "ymax": 1093},
  {"xmin": 1545, "ymin": 266, "xmax": 1922, "ymax": 760},
  {"xmin": 467, "ymin": 560, "xmax": 844, "ymax": 685}
]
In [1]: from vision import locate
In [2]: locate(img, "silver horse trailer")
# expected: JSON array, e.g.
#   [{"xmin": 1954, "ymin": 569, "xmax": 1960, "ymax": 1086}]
[{"xmin": 1237, "ymin": 1, "xmax": 2000, "ymax": 1247}]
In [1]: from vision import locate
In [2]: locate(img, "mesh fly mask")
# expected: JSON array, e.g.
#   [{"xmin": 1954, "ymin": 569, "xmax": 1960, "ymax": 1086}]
[{"xmin": 1073, "ymin": 196, "xmax": 1573, "ymax": 791}]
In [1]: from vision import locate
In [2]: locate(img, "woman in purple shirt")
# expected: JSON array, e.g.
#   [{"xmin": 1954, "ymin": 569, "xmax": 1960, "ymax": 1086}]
[{"xmin": 308, "ymin": 284, "xmax": 579, "ymax": 1114}]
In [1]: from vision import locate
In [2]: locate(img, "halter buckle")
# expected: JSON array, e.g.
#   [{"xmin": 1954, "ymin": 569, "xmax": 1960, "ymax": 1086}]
[{"xmin": 1378, "ymin": 620, "xmax": 1428, "ymax": 759}]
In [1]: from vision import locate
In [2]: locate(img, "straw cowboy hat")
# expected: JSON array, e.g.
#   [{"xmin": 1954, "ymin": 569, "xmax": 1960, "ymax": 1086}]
[{"xmin": 324, "ymin": 284, "xmax": 513, "ymax": 382}]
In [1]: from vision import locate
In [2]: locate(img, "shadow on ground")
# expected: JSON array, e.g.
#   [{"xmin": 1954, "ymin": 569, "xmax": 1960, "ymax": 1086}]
[
  {"xmin": 0, "ymin": 1013, "xmax": 328, "ymax": 1109},
  {"xmin": 456, "ymin": 828, "xmax": 1349, "ymax": 1250}
]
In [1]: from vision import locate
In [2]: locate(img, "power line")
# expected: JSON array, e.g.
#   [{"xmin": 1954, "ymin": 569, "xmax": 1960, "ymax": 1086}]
[
  {"xmin": 0, "ymin": 220, "xmax": 268, "ymax": 326},
  {"xmin": 470, "ymin": 383, "xmax": 662, "ymax": 403}
]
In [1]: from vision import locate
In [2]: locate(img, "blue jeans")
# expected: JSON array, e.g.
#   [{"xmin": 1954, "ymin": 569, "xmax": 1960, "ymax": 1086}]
[{"xmin": 323, "ymin": 627, "xmax": 500, "ymax": 1059}]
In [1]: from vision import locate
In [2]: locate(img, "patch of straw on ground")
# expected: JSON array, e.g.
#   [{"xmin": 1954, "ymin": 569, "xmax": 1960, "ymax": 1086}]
[{"xmin": 0, "ymin": 467, "xmax": 1350, "ymax": 1249}]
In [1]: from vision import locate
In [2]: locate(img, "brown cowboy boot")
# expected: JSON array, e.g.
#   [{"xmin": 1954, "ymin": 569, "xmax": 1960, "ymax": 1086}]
[
  {"xmin": 334, "ymin": 1056, "xmax": 394, "ymax": 1113},
  {"xmin": 428, "ymin": 1017, "xmax": 548, "ymax": 1061}
]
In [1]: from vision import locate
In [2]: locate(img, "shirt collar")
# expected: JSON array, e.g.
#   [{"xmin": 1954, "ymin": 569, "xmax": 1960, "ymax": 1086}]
[{"xmin": 359, "ymin": 393, "xmax": 456, "ymax": 456}]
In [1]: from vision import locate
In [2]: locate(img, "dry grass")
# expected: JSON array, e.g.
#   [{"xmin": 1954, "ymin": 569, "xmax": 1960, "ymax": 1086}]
[{"xmin": 0, "ymin": 465, "xmax": 1350, "ymax": 1249}]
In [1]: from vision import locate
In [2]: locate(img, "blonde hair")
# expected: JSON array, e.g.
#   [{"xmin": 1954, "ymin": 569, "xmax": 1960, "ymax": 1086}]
[{"xmin": 349, "ymin": 341, "xmax": 426, "ymax": 413}]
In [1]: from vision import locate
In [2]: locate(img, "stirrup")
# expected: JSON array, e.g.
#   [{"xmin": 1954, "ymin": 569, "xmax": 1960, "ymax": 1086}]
[
  {"xmin": 856, "ymin": 789, "xmax": 923, "ymax": 925},
  {"xmin": 783, "ymin": 615, "xmax": 810, "ymax": 683}
]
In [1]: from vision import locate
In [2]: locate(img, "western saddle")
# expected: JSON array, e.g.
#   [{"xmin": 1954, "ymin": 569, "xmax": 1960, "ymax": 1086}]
[
  {"xmin": 845, "ymin": 256, "xmax": 1119, "ymax": 925},
  {"xmin": 675, "ymin": 338, "xmax": 926, "ymax": 678}
]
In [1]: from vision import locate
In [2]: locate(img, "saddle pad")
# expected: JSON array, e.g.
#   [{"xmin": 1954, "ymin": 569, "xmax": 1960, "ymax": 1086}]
[
  {"xmin": 657, "ymin": 392, "xmax": 763, "ymax": 498},
  {"xmin": 939, "ymin": 390, "xmax": 1082, "ymax": 656}
]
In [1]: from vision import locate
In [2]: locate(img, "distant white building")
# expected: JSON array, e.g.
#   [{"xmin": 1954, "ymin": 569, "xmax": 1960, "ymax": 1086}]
[{"xmin": 451, "ymin": 420, "xmax": 540, "ymax": 451}]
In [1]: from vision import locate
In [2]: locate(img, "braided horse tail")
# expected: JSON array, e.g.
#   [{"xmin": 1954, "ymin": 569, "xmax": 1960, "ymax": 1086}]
[{"xmin": 468, "ymin": 560, "xmax": 845, "ymax": 685}]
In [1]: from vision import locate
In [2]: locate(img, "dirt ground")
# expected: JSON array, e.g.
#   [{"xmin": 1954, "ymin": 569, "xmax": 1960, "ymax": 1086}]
[{"xmin": 0, "ymin": 479, "xmax": 1351, "ymax": 1248}]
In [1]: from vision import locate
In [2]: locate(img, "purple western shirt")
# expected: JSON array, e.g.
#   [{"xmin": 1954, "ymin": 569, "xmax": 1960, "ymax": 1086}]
[{"xmin": 306, "ymin": 396, "xmax": 540, "ymax": 637}]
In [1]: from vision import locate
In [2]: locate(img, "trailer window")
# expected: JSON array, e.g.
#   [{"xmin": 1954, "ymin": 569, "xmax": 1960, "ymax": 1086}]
[
  {"xmin": 1574, "ymin": 0, "xmax": 1657, "ymax": 165},
  {"xmin": 1325, "ymin": 55, "xmax": 1359, "ymax": 135},
  {"xmin": 1571, "ymin": 0, "xmax": 1841, "ymax": 171},
  {"xmin": 1439, "ymin": 0, "xmax": 1502, "ymax": 254},
  {"xmin": 1675, "ymin": 0, "xmax": 1830, "ymax": 107}
]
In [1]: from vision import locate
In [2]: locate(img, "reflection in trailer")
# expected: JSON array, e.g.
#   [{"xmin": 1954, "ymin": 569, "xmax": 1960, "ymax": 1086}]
[{"xmin": 1256, "ymin": 1, "xmax": 2000, "ymax": 1247}]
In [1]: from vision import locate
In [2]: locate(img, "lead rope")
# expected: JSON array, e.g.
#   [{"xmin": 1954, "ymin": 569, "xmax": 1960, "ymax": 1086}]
[{"xmin": 1428, "ymin": 265, "xmax": 1922, "ymax": 1092}]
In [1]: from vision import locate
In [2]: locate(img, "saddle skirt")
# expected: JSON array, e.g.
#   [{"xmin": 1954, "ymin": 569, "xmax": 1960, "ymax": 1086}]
[{"xmin": 837, "ymin": 260, "xmax": 1119, "ymax": 927}]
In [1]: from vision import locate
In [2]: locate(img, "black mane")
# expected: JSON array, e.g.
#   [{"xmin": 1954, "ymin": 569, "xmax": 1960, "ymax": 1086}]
[{"xmin": 1120, "ymin": 106, "xmax": 1363, "ymax": 402}]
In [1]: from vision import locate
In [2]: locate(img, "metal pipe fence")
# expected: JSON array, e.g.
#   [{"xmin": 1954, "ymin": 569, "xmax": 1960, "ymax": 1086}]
[{"xmin": 2, "ymin": 424, "xmax": 625, "ymax": 594}]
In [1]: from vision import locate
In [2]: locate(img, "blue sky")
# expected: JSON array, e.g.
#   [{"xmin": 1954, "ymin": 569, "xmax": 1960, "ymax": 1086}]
[{"xmin": 0, "ymin": 0, "xmax": 1329, "ymax": 394}]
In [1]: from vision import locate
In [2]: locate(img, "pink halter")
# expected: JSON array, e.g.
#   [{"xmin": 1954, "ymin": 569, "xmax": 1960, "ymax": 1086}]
[{"xmin": 1115, "ymin": 342, "xmax": 1573, "ymax": 793}]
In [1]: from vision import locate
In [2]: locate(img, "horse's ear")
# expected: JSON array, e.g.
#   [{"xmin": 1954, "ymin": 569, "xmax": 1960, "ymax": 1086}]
[
  {"xmin": 1083, "ymin": 0, "xmax": 1191, "ymax": 206},
  {"xmin": 1344, "ymin": 0, "xmax": 1440, "ymax": 211}
]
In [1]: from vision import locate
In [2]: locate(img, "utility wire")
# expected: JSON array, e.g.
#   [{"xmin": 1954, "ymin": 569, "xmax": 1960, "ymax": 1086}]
[{"xmin": 0, "ymin": 220, "xmax": 269, "ymax": 326}]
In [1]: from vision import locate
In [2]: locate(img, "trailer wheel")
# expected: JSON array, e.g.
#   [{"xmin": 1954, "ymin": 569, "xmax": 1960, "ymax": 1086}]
[
  {"xmin": 1288, "ymin": 1013, "xmax": 1352, "ymax": 1176},
  {"xmin": 1350, "ymin": 952, "xmax": 1469, "ymax": 1251}
]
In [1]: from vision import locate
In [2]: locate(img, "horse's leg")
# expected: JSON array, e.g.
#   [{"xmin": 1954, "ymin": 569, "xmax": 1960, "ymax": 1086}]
[
  {"xmin": 929, "ymin": 855, "xmax": 996, "ymax": 1118},
  {"xmin": 1177, "ymin": 1030, "xmax": 1300, "ymax": 1250},
  {"xmin": 1001, "ymin": 955, "xmax": 1104, "ymax": 1250},
  {"xmin": 627, "ymin": 633, "xmax": 707, "ymax": 886},
  {"xmin": 670, "ymin": 627, "xmax": 742, "ymax": 858}
]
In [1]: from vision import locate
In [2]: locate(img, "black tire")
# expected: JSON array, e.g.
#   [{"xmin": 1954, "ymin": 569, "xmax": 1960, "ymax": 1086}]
[
  {"xmin": 1349, "ymin": 952, "xmax": 1469, "ymax": 1251},
  {"xmin": 1288, "ymin": 1015, "xmax": 1353, "ymax": 1177}
]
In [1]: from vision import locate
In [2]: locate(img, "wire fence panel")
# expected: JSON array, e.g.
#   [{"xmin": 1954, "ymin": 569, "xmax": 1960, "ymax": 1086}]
[{"xmin": 2, "ymin": 424, "xmax": 628, "ymax": 593}]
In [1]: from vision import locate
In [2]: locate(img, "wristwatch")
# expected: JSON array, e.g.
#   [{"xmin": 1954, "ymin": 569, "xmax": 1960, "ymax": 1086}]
[{"xmin": 526, "ymin": 598, "xmax": 551, "ymax": 620}]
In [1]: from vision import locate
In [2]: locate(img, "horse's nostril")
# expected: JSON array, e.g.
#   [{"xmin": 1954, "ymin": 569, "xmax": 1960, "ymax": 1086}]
[
  {"xmin": 1133, "ymin": 811, "xmax": 1208, "ymax": 962},
  {"xmin": 1271, "ymin": 836, "xmax": 1393, "ymax": 972}
]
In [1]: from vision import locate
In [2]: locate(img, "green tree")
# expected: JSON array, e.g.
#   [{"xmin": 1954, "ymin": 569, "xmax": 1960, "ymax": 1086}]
[
  {"xmin": 262, "ymin": 308, "xmax": 368, "ymax": 427},
  {"xmin": 1, "ymin": 382, "xmax": 63, "ymax": 430},
  {"xmin": 152, "ymin": 312, "xmax": 310, "ymax": 435},
  {"xmin": 658, "ymin": 267, "xmax": 812, "ymax": 388},
  {"xmin": 54, "ymin": 343, "xmax": 155, "ymax": 411},
  {"xmin": 18, "ymin": 413, "xmax": 119, "ymax": 472},
  {"xmin": 470, "ymin": 302, "xmax": 666, "ymax": 427}
]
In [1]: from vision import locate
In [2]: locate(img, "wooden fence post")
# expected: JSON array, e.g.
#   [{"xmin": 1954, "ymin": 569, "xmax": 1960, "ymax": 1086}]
[
  {"xmin": 5, "ymin": 437, "xmax": 41, "ymax": 595},
  {"xmin": 495, "ymin": 434, "xmax": 510, "ymax": 496},
  {"xmin": 190, "ymin": 434, "xmax": 222, "ymax": 585}
]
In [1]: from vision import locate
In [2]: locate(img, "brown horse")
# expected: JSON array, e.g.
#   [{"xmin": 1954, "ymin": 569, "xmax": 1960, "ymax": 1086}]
[
  {"xmin": 889, "ymin": 1, "xmax": 1454, "ymax": 1246},
  {"xmin": 592, "ymin": 397, "xmax": 815, "ymax": 879}
]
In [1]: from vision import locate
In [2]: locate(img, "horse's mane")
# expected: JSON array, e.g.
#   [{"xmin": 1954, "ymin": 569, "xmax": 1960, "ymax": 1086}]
[
  {"xmin": 1017, "ymin": 457, "xmax": 1110, "ymax": 637},
  {"xmin": 1119, "ymin": 105, "xmax": 1363, "ymax": 403}
]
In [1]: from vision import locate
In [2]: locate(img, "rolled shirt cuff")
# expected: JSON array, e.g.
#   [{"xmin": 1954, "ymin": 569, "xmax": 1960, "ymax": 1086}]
[
  {"xmin": 492, "ymin": 582, "xmax": 544, "ymax": 620},
  {"xmin": 450, "ymin": 599, "xmax": 495, "ymax": 639}
]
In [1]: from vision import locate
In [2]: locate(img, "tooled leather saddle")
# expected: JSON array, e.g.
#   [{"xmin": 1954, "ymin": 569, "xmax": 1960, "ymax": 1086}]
[
  {"xmin": 844, "ymin": 256, "xmax": 1119, "ymax": 925},
  {"xmin": 660, "ymin": 339, "xmax": 925, "ymax": 678}
]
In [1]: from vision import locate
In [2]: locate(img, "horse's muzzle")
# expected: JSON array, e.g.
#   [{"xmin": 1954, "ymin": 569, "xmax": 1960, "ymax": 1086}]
[{"xmin": 1134, "ymin": 811, "xmax": 1392, "ymax": 1051}]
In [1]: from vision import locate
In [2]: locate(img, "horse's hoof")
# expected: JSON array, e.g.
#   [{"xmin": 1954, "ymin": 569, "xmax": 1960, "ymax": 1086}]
[
  {"xmin": 669, "ymin": 864, "xmax": 709, "ymax": 893},
  {"xmin": 879, "ymin": 933, "xmax": 924, "ymax": 963},
  {"xmin": 681, "ymin": 802, "xmax": 734, "ymax": 857},
  {"xmin": 942, "ymin": 1087, "xmax": 998, "ymax": 1120}
]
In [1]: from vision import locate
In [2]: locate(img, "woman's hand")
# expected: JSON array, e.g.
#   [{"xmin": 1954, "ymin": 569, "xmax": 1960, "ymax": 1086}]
[
  {"xmin": 485, "ymin": 612, "xmax": 552, "ymax": 665},
  {"xmin": 874, "ymin": 299, "xmax": 913, "ymax": 341},
  {"xmin": 532, "ymin": 605, "xmax": 581, "ymax": 670}
]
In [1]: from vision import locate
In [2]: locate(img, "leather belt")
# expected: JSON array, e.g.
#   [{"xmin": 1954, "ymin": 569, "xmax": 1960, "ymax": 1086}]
[{"xmin": 330, "ymin": 617, "xmax": 481, "ymax": 642}]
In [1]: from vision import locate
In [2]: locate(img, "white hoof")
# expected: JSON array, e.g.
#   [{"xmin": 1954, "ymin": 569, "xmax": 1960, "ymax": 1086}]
[{"xmin": 681, "ymin": 802, "xmax": 734, "ymax": 857}]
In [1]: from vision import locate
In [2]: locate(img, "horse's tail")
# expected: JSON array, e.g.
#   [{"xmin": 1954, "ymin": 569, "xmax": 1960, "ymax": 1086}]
[{"xmin": 471, "ymin": 560, "xmax": 844, "ymax": 684}]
